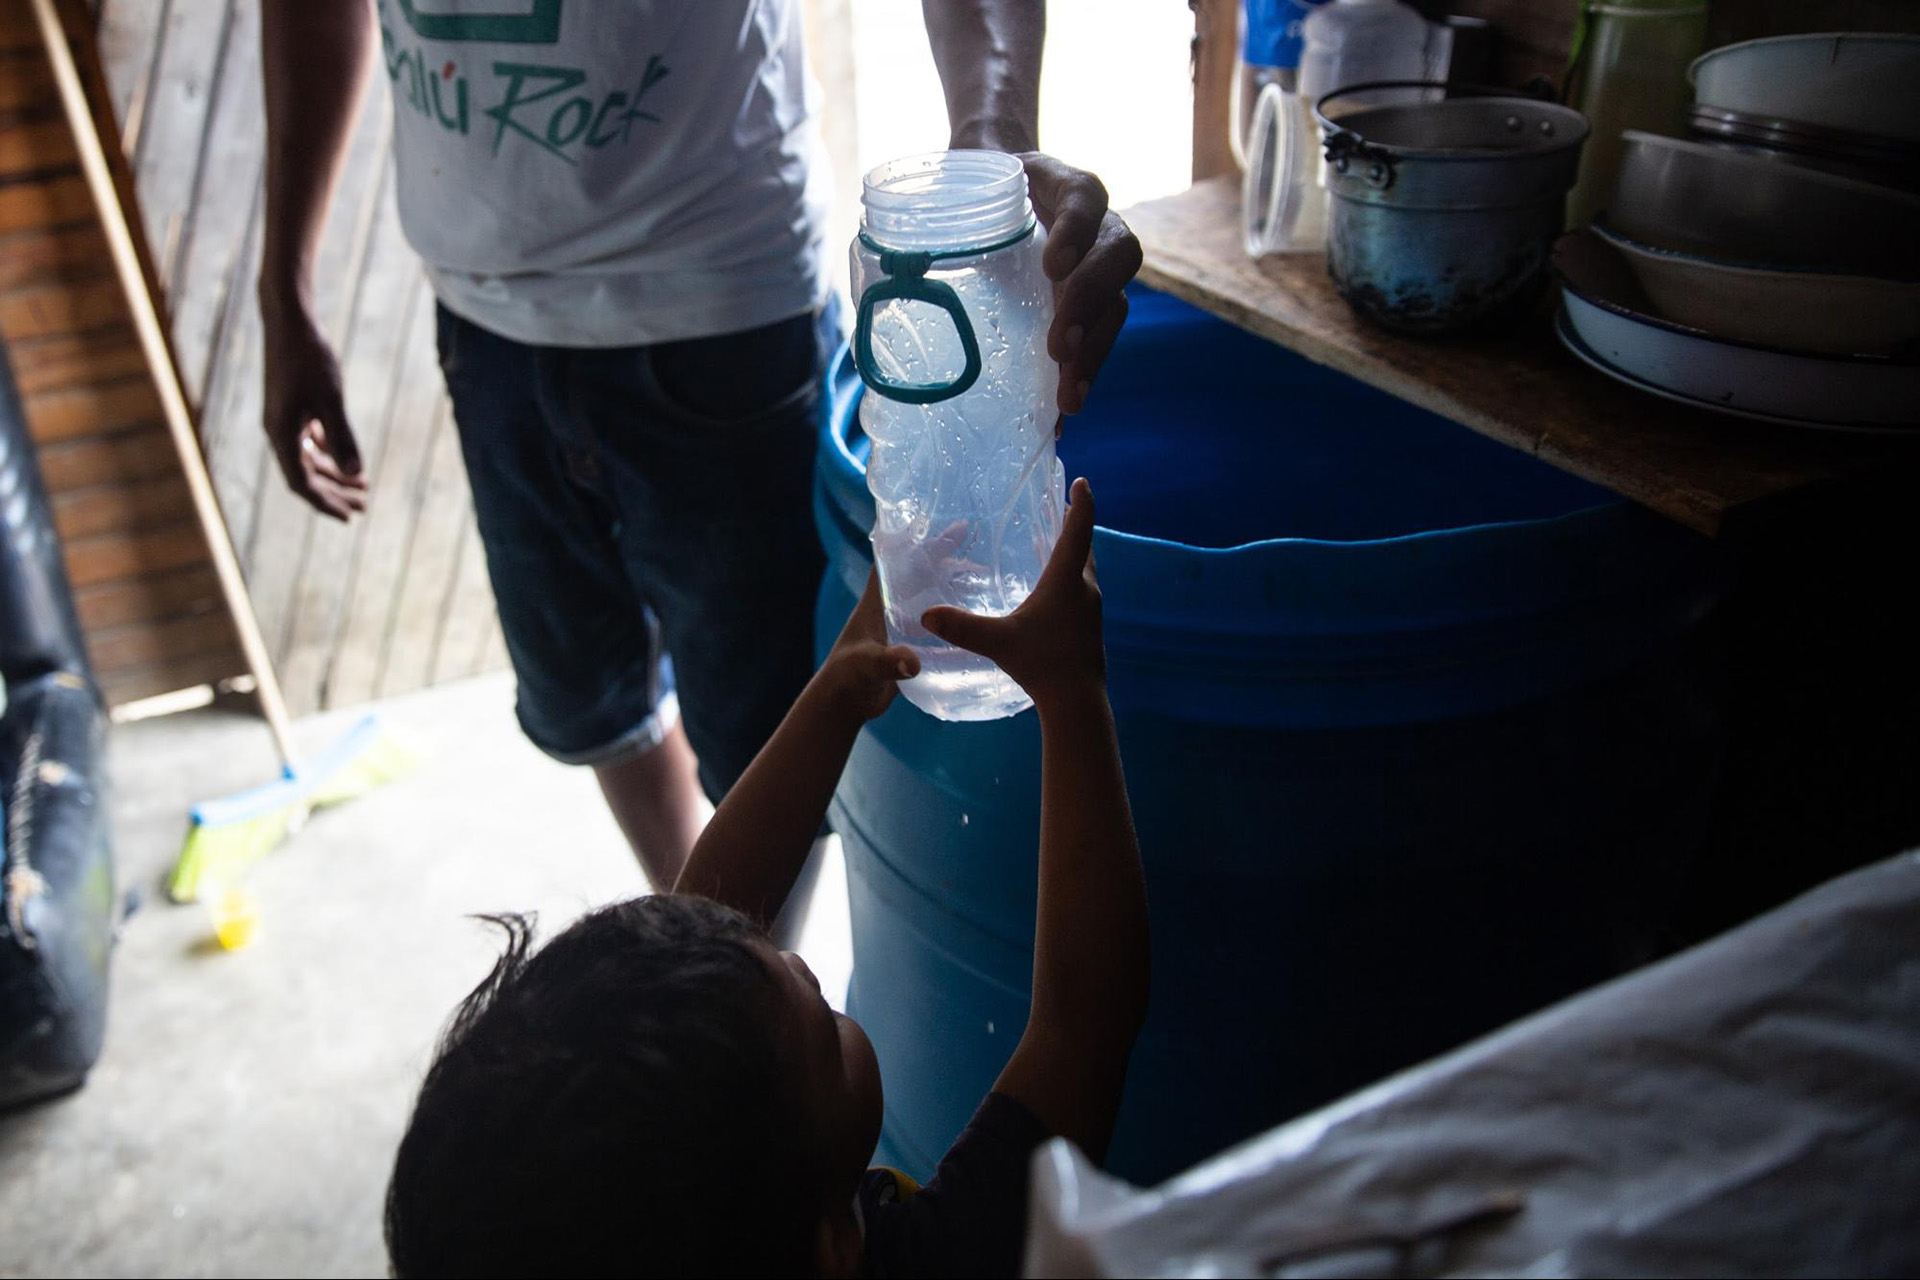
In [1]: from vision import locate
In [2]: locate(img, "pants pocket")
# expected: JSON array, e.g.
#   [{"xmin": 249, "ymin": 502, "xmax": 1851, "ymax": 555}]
[{"xmin": 640, "ymin": 311, "xmax": 819, "ymax": 427}]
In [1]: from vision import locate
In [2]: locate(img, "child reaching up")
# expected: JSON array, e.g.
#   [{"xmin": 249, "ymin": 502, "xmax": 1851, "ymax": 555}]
[{"xmin": 384, "ymin": 479, "xmax": 1148, "ymax": 1278}]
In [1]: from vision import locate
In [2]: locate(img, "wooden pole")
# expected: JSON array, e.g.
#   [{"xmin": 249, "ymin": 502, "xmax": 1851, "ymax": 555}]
[
  {"xmin": 1191, "ymin": 0, "xmax": 1239, "ymax": 182},
  {"xmin": 31, "ymin": 0, "xmax": 300, "ymax": 769}
]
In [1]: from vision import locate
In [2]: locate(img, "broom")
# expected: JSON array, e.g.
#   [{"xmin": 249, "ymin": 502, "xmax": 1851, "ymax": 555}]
[{"xmin": 31, "ymin": 0, "xmax": 417, "ymax": 932}]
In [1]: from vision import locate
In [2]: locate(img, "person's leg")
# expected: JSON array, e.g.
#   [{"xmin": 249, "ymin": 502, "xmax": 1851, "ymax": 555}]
[
  {"xmin": 569, "ymin": 309, "xmax": 830, "ymax": 804},
  {"xmin": 592, "ymin": 685, "xmax": 706, "ymax": 890},
  {"xmin": 434, "ymin": 304, "xmax": 695, "ymax": 888}
]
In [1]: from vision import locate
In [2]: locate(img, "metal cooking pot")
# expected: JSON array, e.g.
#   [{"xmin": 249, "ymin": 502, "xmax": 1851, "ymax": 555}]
[{"xmin": 1314, "ymin": 83, "xmax": 1589, "ymax": 334}]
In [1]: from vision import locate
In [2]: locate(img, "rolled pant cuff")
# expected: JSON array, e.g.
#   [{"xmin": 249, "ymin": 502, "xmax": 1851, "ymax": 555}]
[{"xmin": 529, "ymin": 691, "xmax": 682, "ymax": 768}]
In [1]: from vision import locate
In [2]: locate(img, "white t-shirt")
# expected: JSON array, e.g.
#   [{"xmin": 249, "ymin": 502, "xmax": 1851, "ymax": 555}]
[{"xmin": 376, "ymin": 0, "xmax": 832, "ymax": 347}]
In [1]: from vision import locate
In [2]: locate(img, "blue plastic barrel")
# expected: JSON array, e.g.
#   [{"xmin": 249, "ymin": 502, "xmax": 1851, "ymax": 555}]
[{"xmin": 816, "ymin": 285, "xmax": 1726, "ymax": 1185}]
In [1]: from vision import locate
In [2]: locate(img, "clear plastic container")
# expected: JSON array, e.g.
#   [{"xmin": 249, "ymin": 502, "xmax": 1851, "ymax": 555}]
[
  {"xmin": 1244, "ymin": 80, "xmax": 1328, "ymax": 255},
  {"xmin": 851, "ymin": 151, "xmax": 1063, "ymax": 722},
  {"xmin": 1247, "ymin": 0, "xmax": 1435, "ymax": 254}
]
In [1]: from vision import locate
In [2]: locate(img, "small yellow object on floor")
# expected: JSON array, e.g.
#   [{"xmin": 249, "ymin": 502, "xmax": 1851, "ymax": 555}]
[{"xmin": 211, "ymin": 889, "xmax": 260, "ymax": 952}]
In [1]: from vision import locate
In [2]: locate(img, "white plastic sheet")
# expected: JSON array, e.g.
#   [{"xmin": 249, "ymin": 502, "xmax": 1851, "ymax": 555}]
[{"xmin": 1027, "ymin": 851, "xmax": 1920, "ymax": 1278}]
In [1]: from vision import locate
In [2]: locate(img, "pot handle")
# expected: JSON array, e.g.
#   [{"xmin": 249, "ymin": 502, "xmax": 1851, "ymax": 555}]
[{"xmin": 1313, "ymin": 81, "xmax": 1562, "ymax": 191}]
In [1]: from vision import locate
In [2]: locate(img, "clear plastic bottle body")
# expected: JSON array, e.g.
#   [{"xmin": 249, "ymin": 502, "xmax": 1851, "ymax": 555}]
[{"xmin": 852, "ymin": 152, "xmax": 1063, "ymax": 722}]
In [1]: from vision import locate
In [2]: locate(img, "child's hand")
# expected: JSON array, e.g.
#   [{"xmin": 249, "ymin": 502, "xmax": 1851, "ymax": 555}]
[
  {"xmin": 821, "ymin": 568, "xmax": 921, "ymax": 722},
  {"xmin": 922, "ymin": 478, "xmax": 1103, "ymax": 706}
]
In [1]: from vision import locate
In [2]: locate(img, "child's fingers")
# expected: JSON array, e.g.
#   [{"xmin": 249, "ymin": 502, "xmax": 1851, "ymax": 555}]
[
  {"xmin": 851, "ymin": 644, "xmax": 920, "ymax": 684},
  {"xmin": 837, "ymin": 567, "xmax": 888, "ymax": 648},
  {"xmin": 922, "ymin": 605, "xmax": 1003, "ymax": 659},
  {"xmin": 1039, "ymin": 478, "xmax": 1096, "ymax": 592},
  {"xmin": 852, "ymin": 568, "xmax": 883, "ymax": 625},
  {"xmin": 882, "ymin": 644, "xmax": 921, "ymax": 681}
]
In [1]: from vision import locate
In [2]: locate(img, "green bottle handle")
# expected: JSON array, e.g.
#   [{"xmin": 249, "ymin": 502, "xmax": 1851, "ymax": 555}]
[
  {"xmin": 854, "ymin": 268, "xmax": 983, "ymax": 406},
  {"xmin": 852, "ymin": 221, "xmax": 1035, "ymax": 407}
]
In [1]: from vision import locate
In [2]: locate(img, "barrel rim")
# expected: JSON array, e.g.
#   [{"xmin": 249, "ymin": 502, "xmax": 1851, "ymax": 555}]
[{"xmin": 825, "ymin": 341, "xmax": 1626, "ymax": 556}]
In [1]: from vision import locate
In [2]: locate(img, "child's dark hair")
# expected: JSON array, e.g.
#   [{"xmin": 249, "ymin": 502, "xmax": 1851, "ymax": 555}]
[{"xmin": 384, "ymin": 896, "xmax": 821, "ymax": 1278}]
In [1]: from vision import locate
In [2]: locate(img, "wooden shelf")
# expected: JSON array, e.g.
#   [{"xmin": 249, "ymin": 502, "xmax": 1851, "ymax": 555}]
[{"xmin": 1122, "ymin": 178, "xmax": 1910, "ymax": 538}]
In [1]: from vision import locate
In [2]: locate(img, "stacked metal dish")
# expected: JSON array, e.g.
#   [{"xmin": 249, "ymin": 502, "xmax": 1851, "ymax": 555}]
[
  {"xmin": 1689, "ymin": 33, "xmax": 1920, "ymax": 189},
  {"xmin": 1554, "ymin": 32, "xmax": 1920, "ymax": 430}
]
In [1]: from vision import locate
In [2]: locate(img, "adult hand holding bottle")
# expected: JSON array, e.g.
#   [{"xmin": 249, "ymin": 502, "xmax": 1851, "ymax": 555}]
[
  {"xmin": 1018, "ymin": 153, "xmax": 1143, "ymax": 418},
  {"xmin": 922, "ymin": 1, "xmax": 1143, "ymax": 419}
]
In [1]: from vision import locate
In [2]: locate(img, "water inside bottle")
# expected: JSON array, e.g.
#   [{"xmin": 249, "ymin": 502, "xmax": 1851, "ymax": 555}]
[
  {"xmin": 867, "ymin": 434, "xmax": 1063, "ymax": 720},
  {"xmin": 856, "ymin": 150, "xmax": 1062, "ymax": 722},
  {"xmin": 898, "ymin": 640, "xmax": 1031, "ymax": 721}
]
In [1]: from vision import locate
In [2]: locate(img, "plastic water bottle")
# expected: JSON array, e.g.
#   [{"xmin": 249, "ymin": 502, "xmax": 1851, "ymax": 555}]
[{"xmin": 851, "ymin": 151, "xmax": 1063, "ymax": 722}]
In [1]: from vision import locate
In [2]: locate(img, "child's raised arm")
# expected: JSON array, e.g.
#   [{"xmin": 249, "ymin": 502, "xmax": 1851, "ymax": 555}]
[
  {"xmin": 923, "ymin": 479, "xmax": 1149, "ymax": 1164},
  {"xmin": 673, "ymin": 573, "xmax": 918, "ymax": 928}
]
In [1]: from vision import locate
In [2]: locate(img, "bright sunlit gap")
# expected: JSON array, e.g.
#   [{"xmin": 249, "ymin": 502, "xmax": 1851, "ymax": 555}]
[{"xmin": 818, "ymin": 0, "xmax": 1192, "ymax": 297}]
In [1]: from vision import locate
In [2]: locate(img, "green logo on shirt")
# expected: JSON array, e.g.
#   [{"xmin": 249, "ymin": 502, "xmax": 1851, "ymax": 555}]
[
  {"xmin": 379, "ymin": 0, "xmax": 671, "ymax": 166},
  {"xmin": 484, "ymin": 58, "xmax": 669, "ymax": 162},
  {"xmin": 394, "ymin": 0, "xmax": 562, "ymax": 44}
]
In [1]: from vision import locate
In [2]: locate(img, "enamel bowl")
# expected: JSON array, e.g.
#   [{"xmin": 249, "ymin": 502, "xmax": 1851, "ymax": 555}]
[{"xmin": 1591, "ymin": 219, "xmax": 1920, "ymax": 359}]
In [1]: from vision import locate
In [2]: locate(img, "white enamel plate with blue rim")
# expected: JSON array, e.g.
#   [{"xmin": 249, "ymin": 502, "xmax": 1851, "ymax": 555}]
[{"xmin": 1556, "ymin": 289, "xmax": 1920, "ymax": 433}]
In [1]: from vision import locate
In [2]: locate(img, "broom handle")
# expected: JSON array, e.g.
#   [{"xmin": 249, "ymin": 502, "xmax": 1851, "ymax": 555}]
[{"xmin": 31, "ymin": 0, "xmax": 300, "ymax": 771}]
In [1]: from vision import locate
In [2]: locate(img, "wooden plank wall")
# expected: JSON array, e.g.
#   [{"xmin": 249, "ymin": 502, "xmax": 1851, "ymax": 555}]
[
  {"xmin": 92, "ymin": 0, "xmax": 506, "ymax": 716},
  {"xmin": 0, "ymin": 0, "xmax": 246, "ymax": 705}
]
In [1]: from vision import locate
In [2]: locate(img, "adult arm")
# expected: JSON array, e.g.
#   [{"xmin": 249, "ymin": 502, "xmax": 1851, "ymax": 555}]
[
  {"xmin": 256, "ymin": 0, "xmax": 376, "ymax": 520},
  {"xmin": 920, "ymin": 1, "xmax": 1144, "ymax": 417},
  {"xmin": 921, "ymin": 0, "xmax": 1043, "ymax": 153}
]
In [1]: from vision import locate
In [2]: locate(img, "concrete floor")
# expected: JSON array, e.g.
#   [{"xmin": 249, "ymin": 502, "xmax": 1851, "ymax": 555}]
[{"xmin": 0, "ymin": 672, "xmax": 852, "ymax": 1278}]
